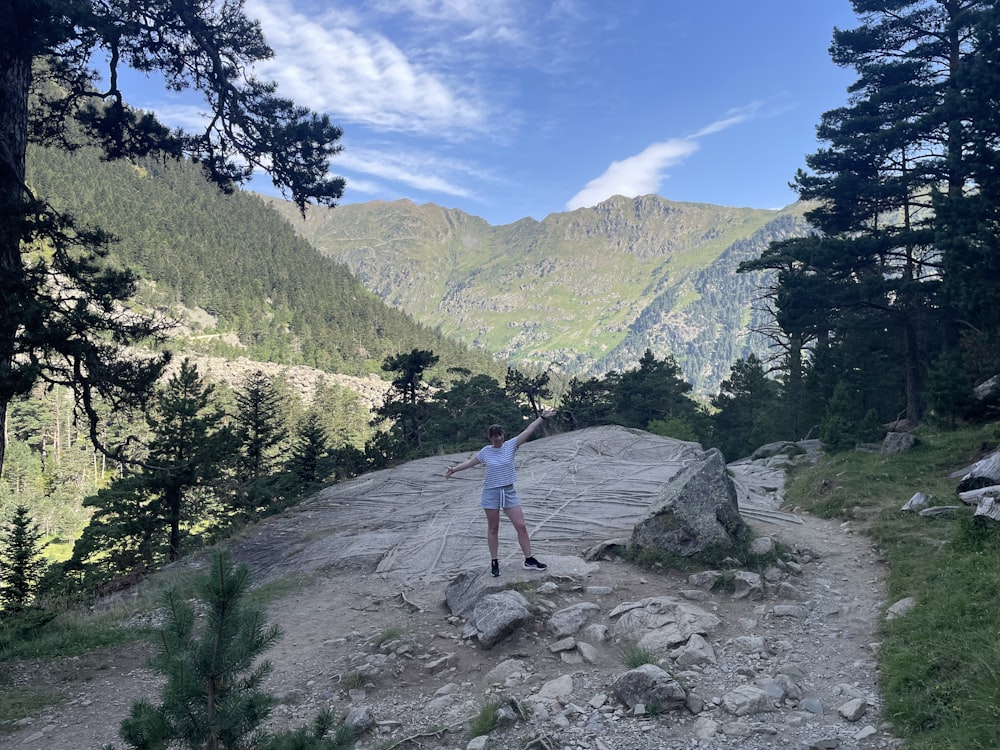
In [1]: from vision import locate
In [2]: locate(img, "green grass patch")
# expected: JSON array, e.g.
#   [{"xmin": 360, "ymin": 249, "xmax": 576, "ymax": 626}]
[
  {"xmin": 371, "ymin": 626, "xmax": 407, "ymax": 650},
  {"xmin": 0, "ymin": 683, "xmax": 61, "ymax": 730},
  {"xmin": 468, "ymin": 697, "xmax": 503, "ymax": 738},
  {"xmin": 0, "ymin": 606, "xmax": 152, "ymax": 663},
  {"xmin": 619, "ymin": 641, "xmax": 660, "ymax": 669},
  {"xmin": 783, "ymin": 422, "xmax": 1000, "ymax": 749}
]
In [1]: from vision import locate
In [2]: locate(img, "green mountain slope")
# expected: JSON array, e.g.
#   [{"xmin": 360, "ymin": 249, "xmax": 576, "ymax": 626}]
[
  {"xmin": 26, "ymin": 147, "xmax": 502, "ymax": 382},
  {"xmin": 268, "ymin": 195, "xmax": 812, "ymax": 392}
]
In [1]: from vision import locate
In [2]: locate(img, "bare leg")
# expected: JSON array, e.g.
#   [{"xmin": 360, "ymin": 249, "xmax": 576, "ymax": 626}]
[
  {"xmin": 484, "ymin": 508, "xmax": 501, "ymax": 558},
  {"xmin": 504, "ymin": 505, "xmax": 532, "ymax": 558}
]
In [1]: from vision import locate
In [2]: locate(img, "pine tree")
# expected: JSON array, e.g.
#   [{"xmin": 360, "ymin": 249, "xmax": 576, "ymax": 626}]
[
  {"xmin": 613, "ymin": 349, "xmax": 707, "ymax": 438},
  {"xmin": 376, "ymin": 349, "xmax": 439, "ymax": 453},
  {"xmin": 114, "ymin": 552, "xmax": 280, "ymax": 750},
  {"xmin": 0, "ymin": 504, "xmax": 47, "ymax": 614},
  {"xmin": 745, "ymin": 0, "xmax": 998, "ymax": 426},
  {"xmin": 287, "ymin": 413, "xmax": 329, "ymax": 488},
  {"xmin": 142, "ymin": 360, "xmax": 237, "ymax": 561},
  {"xmin": 1, "ymin": 1, "xmax": 345, "ymax": 475},
  {"xmin": 710, "ymin": 355, "xmax": 782, "ymax": 461},
  {"xmin": 504, "ymin": 368, "xmax": 553, "ymax": 416},
  {"xmin": 235, "ymin": 371, "xmax": 288, "ymax": 482}
]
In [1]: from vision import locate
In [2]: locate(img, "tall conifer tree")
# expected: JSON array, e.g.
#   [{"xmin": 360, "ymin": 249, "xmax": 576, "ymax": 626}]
[
  {"xmin": 744, "ymin": 0, "xmax": 996, "ymax": 425},
  {"xmin": 0, "ymin": 1, "xmax": 345, "ymax": 475}
]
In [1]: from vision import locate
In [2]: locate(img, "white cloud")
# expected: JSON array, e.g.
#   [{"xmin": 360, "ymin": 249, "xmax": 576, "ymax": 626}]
[
  {"xmin": 565, "ymin": 139, "xmax": 699, "ymax": 210},
  {"xmin": 565, "ymin": 106, "xmax": 764, "ymax": 210},
  {"xmin": 245, "ymin": 0, "xmax": 491, "ymax": 137}
]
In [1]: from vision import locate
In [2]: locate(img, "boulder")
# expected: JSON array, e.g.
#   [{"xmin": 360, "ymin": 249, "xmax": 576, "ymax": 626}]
[
  {"xmin": 750, "ymin": 441, "xmax": 805, "ymax": 461},
  {"xmin": 974, "ymin": 374, "xmax": 1000, "ymax": 401},
  {"xmin": 901, "ymin": 492, "xmax": 931, "ymax": 512},
  {"xmin": 953, "ymin": 451, "xmax": 1000, "ymax": 492},
  {"xmin": 612, "ymin": 664, "xmax": 687, "ymax": 711},
  {"xmin": 881, "ymin": 431, "xmax": 915, "ymax": 455},
  {"xmin": 547, "ymin": 602, "xmax": 600, "ymax": 638},
  {"xmin": 631, "ymin": 449, "xmax": 749, "ymax": 560},
  {"xmin": 445, "ymin": 571, "xmax": 503, "ymax": 618},
  {"xmin": 463, "ymin": 590, "xmax": 531, "ymax": 648}
]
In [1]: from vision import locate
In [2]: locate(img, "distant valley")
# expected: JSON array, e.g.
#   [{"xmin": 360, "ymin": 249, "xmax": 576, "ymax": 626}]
[{"xmin": 269, "ymin": 195, "xmax": 813, "ymax": 393}]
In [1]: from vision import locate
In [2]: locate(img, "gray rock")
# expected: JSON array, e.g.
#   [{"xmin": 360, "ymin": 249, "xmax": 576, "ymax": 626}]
[
  {"xmin": 465, "ymin": 590, "xmax": 530, "ymax": 648},
  {"xmin": 688, "ymin": 570, "xmax": 722, "ymax": 590},
  {"xmin": 881, "ymin": 432, "xmax": 914, "ymax": 455},
  {"xmin": 576, "ymin": 640, "xmax": 600, "ymax": 664},
  {"xmin": 733, "ymin": 635, "xmax": 767, "ymax": 654},
  {"xmin": 548, "ymin": 636, "xmax": 576, "ymax": 653},
  {"xmin": 484, "ymin": 658, "xmax": 528, "ymax": 685},
  {"xmin": 612, "ymin": 664, "xmax": 688, "ymax": 711},
  {"xmin": 886, "ymin": 597, "xmax": 916, "ymax": 620},
  {"xmin": 773, "ymin": 604, "xmax": 809, "ymax": 619},
  {"xmin": 631, "ymin": 449, "xmax": 750, "ymax": 560},
  {"xmin": 733, "ymin": 571, "xmax": 764, "ymax": 600},
  {"xmin": 610, "ymin": 596, "xmax": 721, "ymax": 644},
  {"xmin": 805, "ymin": 738, "xmax": 840, "ymax": 749},
  {"xmin": 838, "ymin": 697, "xmax": 868, "ymax": 721},
  {"xmin": 535, "ymin": 674, "xmax": 574, "ymax": 705},
  {"xmin": 800, "ymin": 697, "xmax": 824, "ymax": 714},
  {"xmin": 583, "ymin": 623, "xmax": 609, "ymax": 642},
  {"xmin": 750, "ymin": 536, "xmax": 775, "ymax": 556},
  {"xmin": 777, "ymin": 582, "xmax": 807, "ymax": 601},
  {"xmin": 920, "ymin": 505, "xmax": 961, "ymax": 519},
  {"xmin": 691, "ymin": 715, "xmax": 719, "ymax": 738},
  {"xmin": 721, "ymin": 685, "xmax": 774, "ymax": 716},
  {"xmin": 445, "ymin": 571, "xmax": 503, "ymax": 618},
  {"xmin": 345, "ymin": 704, "xmax": 375, "ymax": 733},
  {"xmin": 547, "ymin": 602, "xmax": 600, "ymax": 637},
  {"xmin": 751, "ymin": 441, "xmax": 805, "ymax": 460},
  {"xmin": 670, "ymin": 633, "xmax": 717, "ymax": 666},
  {"xmin": 901, "ymin": 491, "xmax": 931, "ymax": 512}
]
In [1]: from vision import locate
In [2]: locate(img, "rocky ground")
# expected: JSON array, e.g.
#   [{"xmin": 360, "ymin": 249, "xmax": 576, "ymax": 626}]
[
  {"xmin": 4, "ymin": 513, "xmax": 899, "ymax": 750},
  {"xmin": 2, "ymin": 428, "xmax": 904, "ymax": 750}
]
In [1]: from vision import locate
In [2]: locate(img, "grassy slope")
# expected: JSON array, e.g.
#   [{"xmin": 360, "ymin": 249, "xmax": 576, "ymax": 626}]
[{"xmin": 785, "ymin": 422, "xmax": 1000, "ymax": 750}]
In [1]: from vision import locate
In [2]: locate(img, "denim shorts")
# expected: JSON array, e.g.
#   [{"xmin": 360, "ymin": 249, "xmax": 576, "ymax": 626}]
[{"xmin": 481, "ymin": 485, "xmax": 520, "ymax": 510}]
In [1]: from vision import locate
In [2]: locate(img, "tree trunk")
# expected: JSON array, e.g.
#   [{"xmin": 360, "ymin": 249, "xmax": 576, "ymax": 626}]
[
  {"xmin": 167, "ymin": 487, "xmax": 183, "ymax": 562},
  {"xmin": 0, "ymin": 12, "xmax": 33, "ymax": 475},
  {"xmin": 903, "ymin": 317, "xmax": 922, "ymax": 424}
]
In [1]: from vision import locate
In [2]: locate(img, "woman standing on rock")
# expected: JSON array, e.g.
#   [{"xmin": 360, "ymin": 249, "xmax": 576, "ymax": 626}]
[{"xmin": 444, "ymin": 409, "xmax": 556, "ymax": 577}]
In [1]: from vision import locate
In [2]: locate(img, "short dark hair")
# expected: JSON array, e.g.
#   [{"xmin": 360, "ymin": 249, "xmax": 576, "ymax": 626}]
[{"xmin": 488, "ymin": 424, "xmax": 504, "ymax": 438}]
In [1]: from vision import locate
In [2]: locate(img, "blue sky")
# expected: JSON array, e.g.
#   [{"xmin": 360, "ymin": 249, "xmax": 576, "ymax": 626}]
[{"xmin": 125, "ymin": 0, "xmax": 860, "ymax": 227}]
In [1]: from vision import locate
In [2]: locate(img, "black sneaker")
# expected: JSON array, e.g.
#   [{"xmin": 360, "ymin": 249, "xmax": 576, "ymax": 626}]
[
  {"xmin": 523, "ymin": 556, "xmax": 547, "ymax": 571},
  {"xmin": 491, "ymin": 560, "xmax": 500, "ymax": 577}
]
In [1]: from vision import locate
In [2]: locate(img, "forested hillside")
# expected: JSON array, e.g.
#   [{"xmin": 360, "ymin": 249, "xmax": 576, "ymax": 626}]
[
  {"xmin": 26, "ymin": 146, "xmax": 503, "ymax": 382},
  {"xmin": 269, "ymin": 195, "xmax": 812, "ymax": 393}
]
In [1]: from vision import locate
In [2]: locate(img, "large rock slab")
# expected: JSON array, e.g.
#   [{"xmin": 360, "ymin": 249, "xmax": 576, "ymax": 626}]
[{"xmin": 631, "ymin": 448, "xmax": 750, "ymax": 560}]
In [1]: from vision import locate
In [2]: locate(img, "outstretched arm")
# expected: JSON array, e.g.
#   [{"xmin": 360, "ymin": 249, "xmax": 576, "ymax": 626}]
[
  {"xmin": 445, "ymin": 455, "xmax": 481, "ymax": 478},
  {"xmin": 514, "ymin": 407, "xmax": 557, "ymax": 447}
]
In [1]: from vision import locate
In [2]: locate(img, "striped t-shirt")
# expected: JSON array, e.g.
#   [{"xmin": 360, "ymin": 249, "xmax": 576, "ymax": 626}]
[{"xmin": 476, "ymin": 440, "xmax": 518, "ymax": 488}]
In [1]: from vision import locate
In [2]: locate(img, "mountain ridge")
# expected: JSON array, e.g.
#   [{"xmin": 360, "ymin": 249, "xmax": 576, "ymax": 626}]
[{"xmin": 267, "ymin": 195, "xmax": 813, "ymax": 392}]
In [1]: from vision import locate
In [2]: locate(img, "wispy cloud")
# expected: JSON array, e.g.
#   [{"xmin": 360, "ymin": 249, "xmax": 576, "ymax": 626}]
[
  {"xmin": 245, "ymin": 0, "xmax": 492, "ymax": 138},
  {"xmin": 565, "ymin": 104, "xmax": 764, "ymax": 210},
  {"xmin": 338, "ymin": 144, "xmax": 489, "ymax": 198}
]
